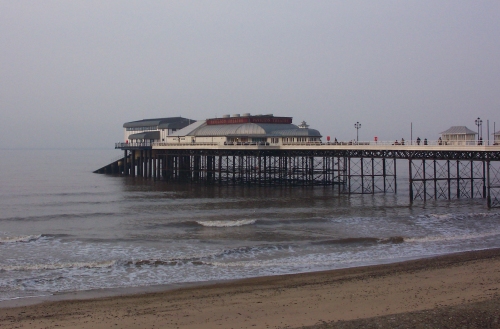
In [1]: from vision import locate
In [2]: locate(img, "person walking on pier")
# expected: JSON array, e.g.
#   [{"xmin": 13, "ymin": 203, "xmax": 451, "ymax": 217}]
[{"xmin": 417, "ymin": 137, "xmax": 421, "ymax": 145}]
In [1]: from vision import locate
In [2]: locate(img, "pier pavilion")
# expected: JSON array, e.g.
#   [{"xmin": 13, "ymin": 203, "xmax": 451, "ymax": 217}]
[
  {"xmin": 439, "ymin": 126, "xmax": 477, "ymax": 146},
  {"xmin": 95, "ymin": 114, "xmax": 500, "ymax": 208},
  {"xmin": 123, "ymin": 117, "xmax": 196, "ymax": 145}
]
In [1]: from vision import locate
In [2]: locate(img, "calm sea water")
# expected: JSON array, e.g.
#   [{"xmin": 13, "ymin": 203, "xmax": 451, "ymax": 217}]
[{"xmin": 1, "ymin": 149, "xmax": 499, "ymax": 302}]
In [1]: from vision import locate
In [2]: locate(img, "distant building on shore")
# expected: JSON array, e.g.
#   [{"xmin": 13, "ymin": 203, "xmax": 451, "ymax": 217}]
[{"xmin": 439, "ymin": 126, "xmax": 477, "ymax": 145}]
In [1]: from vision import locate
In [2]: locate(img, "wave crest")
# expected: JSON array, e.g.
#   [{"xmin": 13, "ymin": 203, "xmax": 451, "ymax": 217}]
[
  {"xmin": 0, "ymin": 260, "xmax": 116, "ymax": 272},
  {"xmin": 196, "ymin": 219, "xmax": 256, "ymax": 227},
  {"xmin": 0, "ymin": 234, "xmax": 42, "ymax": 244}
]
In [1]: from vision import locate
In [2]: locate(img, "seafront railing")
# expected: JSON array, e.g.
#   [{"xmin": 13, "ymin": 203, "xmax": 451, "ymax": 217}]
[
  {"xmin": 147, "ymin": 140, "xmax": 498, "ymax": 148},
  {"xmin": 115, "ymin": 142, "xmax": 153, "ymax": 148},
  {"xmin": 313, "ymin": 140, "xmax": 496, "ymax": 147},
  {"xmin": 116, "ymin": 140, "xmax": 498, "ymax": 149}
]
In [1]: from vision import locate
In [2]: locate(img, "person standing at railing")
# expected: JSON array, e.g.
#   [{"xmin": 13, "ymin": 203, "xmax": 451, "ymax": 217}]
[
  {"xmin": 424, "ymin": 138, "xmax": 428, "ymax": 145},
  {"xmin": 401, "ymin": 138, "xmax": 405, "ymax": 145},
  {"xmin": 417, "ymin": 137, "xmax": 421, "ymax": 145}
]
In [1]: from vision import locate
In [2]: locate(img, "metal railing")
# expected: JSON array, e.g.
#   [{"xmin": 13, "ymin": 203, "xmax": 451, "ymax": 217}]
[
  {"xmin": 116, "ymin": 140, "xmax": 499, "ymax": 149},
  {"xmin": 154, "ymin": 142, "xmax": 218, "ymax": 147},
  {"xmin": 115, "ymin": 142, "xmax": 153, "ymax": 148}
]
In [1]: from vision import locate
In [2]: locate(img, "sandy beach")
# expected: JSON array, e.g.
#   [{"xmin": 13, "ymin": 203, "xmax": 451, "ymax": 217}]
[{"xmin": 1, "ymin": 248, "xmax": 500, "ymax": 329}]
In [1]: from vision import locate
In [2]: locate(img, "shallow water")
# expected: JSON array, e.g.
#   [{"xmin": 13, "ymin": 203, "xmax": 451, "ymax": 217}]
[{"xmin": 1, "ymin": 149, "xmax": 499, "ymax": 302}]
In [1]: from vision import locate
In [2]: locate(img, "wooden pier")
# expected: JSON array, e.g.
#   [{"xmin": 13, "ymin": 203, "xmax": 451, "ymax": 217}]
[{"xmin": 95, "ymin": 142, "xmax": 500, "ymax": 208}]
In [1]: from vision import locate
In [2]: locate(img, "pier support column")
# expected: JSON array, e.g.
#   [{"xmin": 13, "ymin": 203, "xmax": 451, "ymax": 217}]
[
  {"xmin": 207, "ymin": 156, "xmax": 214, "ymax": 183},
  {"xmin": 483, "ymin": 161, "xmax": 487, "ymax": 198},
  {"xmin": 194, "ymin": 155, "xmax": 200, "ymax": 182},
  {"xmin": 487, "ymin": 160, "xmax": 491, "ymax": 208},
  {"xmin": 152, "ymin": 152, "xmax": 157, "ymax": 180},
  {"xmin": 423, "ymin": 159, "xmax": 427, "ymax": 201},
  {"xmin": 123, "ymin": 150, "xmax": 128, "ymax": 175},
  {"xmin": 131, "ymin": 150, "xmax": 136, "ymax": 177},
  {"xmin": 409, "ymin": 159, "xmax": 413, "ymax": 202},
  {"xmin": 217, "ymin": 155, "xmax": 223, "ymax": 185}
]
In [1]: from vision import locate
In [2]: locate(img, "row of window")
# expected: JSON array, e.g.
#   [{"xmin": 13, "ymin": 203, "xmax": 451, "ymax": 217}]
[
  {"xmin": 282, "ymin": 137, "xmax": 319, "ymax": 142},
  {"xmin": 126, "ymin": 126, "xmax": 157, "ymax": 131},
  {"xmin": 226, "ymin": 137, "xmax": 317, "ymax": 143}
]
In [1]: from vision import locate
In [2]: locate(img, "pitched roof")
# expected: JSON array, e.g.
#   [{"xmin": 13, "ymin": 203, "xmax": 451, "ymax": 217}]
[
  {"xmin": 127, "ymin": 131, "xmax": 160, "ymax": 140},
  {"xmin": 123, "ymin": 117, "xmax": 195, "ymax": 128},
  {"xmin": 440, "ymin": 126, "xmax": 477, "ymax": 135}
]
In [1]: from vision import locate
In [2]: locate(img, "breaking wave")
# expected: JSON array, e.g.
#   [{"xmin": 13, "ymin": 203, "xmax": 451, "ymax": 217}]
[
  {"xmin": 418, "ymin": 212, "xmax": 500, "ymax": 221},
  {"xmin": 0, "ymin": 234, "xmax": 42, "ymax": 244},
  {"xmin": 312, "ymin": 236, "xmax": 405, "ymax": 246},
  {"xmin": 196, "ymin": 219, "xmax": 257, "ymax": 227},
  {"xmin": 0, "ymin": 260, "xmax": 116, "ymax": 272},
  {"xmin": 126, "ymin": 259, "xmax": 209, "ymax": 267},
  {"xmin": 406, "ymin": 230, "xmax": 500, "ymax": 243}
]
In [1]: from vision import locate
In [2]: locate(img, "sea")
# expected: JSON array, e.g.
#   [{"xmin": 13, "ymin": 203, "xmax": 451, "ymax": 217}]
[{"xmin": 1, "ymin": 149, "xmax": 500, "ymax": 304}]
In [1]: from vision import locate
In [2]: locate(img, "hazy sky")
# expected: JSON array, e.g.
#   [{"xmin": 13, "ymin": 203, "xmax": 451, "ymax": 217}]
[{"xmin": 1, "ymin": 1, "xmax": 499, "ymax": 148}]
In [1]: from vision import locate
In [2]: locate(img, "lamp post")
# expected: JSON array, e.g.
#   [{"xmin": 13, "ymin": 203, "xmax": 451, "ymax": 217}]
[
  {"xmin": 354, "ymin": 121, "xmax": 361, "ymax": 142},
  {"xmin": 475, "ymin": 117, "xmax": 482, "ymax": 143}
]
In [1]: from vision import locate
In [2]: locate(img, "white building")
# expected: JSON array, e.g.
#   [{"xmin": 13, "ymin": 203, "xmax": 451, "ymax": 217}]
[
  {"xmin": 163, "ymin": 113, "xmax": 322, "ymax": 146},
  {"xmin": 439, "ymin": 126, "xmax": 478, "ymax": 145},
  {"xmin": 494, "ymin": 131, "xmax": 500, "ymax": 145},
  {"xmin": 123, "ymin": 117, "xmax": 195, "ymax": 144}
]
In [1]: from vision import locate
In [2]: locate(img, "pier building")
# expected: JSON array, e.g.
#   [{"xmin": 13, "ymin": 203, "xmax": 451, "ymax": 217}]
[
  {"xmin": 162, "ymin": 114, "xmax": 322, "ymax": 146},
  {"xmin": 123, "ymin": 117, "xmax": 196, "ymax": 145},
  {"xmin": 439, "ymin": 126, "xmax": 477, "ymax": 145},
  {"xmin": 95, "ymin": 114, "xmax": 500, "ymax": 208}
]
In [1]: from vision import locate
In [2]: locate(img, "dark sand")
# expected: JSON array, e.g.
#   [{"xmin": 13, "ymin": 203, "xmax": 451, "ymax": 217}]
[{"xmin": 1, "ymin": 249, "xmax": 500, "ymax": 329}]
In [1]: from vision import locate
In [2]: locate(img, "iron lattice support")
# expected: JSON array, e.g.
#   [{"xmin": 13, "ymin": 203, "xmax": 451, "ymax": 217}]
[
  {"xmin": 347, "ymin": 157, "xmax": 396, "ymax": 194},
  {"xmin": 409, "ymin": 159, "xmax": 486, "ymax": 202},
  {"xmin": 487, "ymin": 160, "xmax": 500, "ymax": 208},
  {"xmin": 113, "ymin": 148, "xmax": 500, "ymax": 207}
]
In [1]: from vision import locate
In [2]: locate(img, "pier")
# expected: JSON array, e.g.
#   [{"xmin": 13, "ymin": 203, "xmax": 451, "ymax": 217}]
[{"xmin": 96, "ymin": 141, "xmax": 500, "ymax": 208}]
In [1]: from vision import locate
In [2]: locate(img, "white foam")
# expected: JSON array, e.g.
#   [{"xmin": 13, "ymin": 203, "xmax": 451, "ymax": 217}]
[
  {"xmin": 0, "ymin": 260, "xmax": 116, "ymax": 272},
  {"xmin": 0, "ymin": 234, "xmax": 42, "ymax": 244},
  {"xmin": 422, "ymin": 212, "xmax": 500, "ymax": 221},
  {"xmin": 406, "ymin": 230, "xmax": 500, "ymax": 243},
  {"xmin": 196, "ymin": 219, "xmax": 256, "ymax": 227}
]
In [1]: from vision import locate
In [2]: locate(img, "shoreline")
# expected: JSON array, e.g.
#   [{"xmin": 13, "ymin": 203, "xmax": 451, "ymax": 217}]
[
  {"xmin": 0, "ymin": 251, "xmax": 440, "ymax": 309},
  {"xmin": 2, "ymin": 248, "xmax": 500, "ymax": 328},
  {"xmin": 0, "ymin": 251, "xmax": 463, "ymax": 309}
]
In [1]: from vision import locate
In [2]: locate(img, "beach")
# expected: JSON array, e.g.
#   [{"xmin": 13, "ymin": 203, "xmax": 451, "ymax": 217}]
[{"xmin": 1, "ymin": 248, "xmax": 500, "ymax": 328}]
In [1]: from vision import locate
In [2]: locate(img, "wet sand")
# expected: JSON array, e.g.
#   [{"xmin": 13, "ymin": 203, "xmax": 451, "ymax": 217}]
[{"xmin": 1, "ymin": 249, "xmax": 500, "ymax": 329}]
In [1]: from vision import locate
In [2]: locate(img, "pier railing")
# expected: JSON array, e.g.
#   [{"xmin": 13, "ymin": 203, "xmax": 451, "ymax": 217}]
[
  {"xmin": 149, "ymin": 140, "xmax": 499, "ymax": 148},
  {"xmin": 115, "ymin": 142, "xmax": 153, "ymax": 149},
  {"xmin": 115, "ymin": 140, "xmax": 499, "ymax": 150}
]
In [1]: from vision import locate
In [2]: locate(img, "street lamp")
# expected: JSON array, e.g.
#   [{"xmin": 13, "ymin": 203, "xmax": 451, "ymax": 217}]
[
  {"xmin": 475, "ymin": 117, "xmax": 482, "ymax": 143},
  {"xmin": 354, "ymin": 121, "xmax": 361, "ymax": 142}
]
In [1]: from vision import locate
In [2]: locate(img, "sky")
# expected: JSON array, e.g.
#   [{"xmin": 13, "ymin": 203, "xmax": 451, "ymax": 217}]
[{"xmin": 1, "ymin": 1, "xmax": 500, "ymax": 149}]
